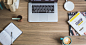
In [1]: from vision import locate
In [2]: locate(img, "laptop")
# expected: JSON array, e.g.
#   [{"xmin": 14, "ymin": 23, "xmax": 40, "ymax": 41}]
[{"xmin": 28, "ymin": 0, "xmax": 58, "ymax": 22}]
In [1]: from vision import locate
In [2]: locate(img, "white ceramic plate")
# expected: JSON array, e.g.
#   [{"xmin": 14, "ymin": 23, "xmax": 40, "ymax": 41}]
[{"xmin": 64, "ymin": 1, "xmax": 74, "ymax": 11}]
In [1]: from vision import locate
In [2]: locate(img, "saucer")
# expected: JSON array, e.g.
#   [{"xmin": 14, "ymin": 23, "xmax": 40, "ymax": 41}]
[{"xmin": 64, "ymin": 1, "xmax": 74, "ymax": 11}]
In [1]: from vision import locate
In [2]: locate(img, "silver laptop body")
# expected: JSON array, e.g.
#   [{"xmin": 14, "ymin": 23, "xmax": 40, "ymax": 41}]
[{"xmin": 28, "ymin": 0, "xmax": 58, "ymax": 22}]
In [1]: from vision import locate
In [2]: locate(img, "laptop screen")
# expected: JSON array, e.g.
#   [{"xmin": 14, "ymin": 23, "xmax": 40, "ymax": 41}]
[{"xmin": 29, "ymin": 0, "xmax": 58, "ymax": 3}]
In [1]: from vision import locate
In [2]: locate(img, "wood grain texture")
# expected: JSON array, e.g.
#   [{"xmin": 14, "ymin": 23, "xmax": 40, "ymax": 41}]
[{"xmin": 0, "ymin": 0, "xmax": 86, "ymax": 45}]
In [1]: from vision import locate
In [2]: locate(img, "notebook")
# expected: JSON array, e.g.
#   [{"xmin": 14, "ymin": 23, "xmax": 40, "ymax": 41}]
[
  {"xmin": 68, "ymin": 12, "xmax": 86, "ymax": 36},
  {"xmin": 0, "ymin": 22, "xmax": 22, "ymax": 45},
  {"xmin": 68, "ymin": 12, "xmax": 86, "ymax": 35}
]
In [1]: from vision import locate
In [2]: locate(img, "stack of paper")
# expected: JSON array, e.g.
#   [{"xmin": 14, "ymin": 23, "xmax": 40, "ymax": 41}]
[
  {"xmin": 3, "ymin": 0, "xmax": 20, "ymax": 12},
  {"xmin": 68, "ymin": 12, "xmax": 86, "ymax": 36}
]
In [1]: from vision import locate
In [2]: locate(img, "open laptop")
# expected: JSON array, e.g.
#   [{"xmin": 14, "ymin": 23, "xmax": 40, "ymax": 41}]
[{"xmin": 28, "ymin": 0, "xmax": 58, "ymax": 22}]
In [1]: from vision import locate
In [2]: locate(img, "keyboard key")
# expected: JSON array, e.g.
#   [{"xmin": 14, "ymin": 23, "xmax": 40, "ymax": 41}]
[{"xmin": 32, "ymin": 5, "xmax": 54, "ymax": 13}]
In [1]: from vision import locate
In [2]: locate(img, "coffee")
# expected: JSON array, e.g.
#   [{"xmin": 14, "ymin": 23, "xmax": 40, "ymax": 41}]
[{"xmin": 63, "ymin": 37, "xmax": 71, "ymax": 44}]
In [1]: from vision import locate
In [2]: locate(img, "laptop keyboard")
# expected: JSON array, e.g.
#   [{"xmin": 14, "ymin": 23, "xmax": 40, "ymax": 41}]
[{"xmin": 32, "ymin": 5, "xmax": 54, "ymax": 13}]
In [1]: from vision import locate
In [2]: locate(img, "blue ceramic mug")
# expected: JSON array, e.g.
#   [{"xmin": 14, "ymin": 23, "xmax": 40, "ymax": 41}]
[{"xmin": 60, "ymin": 36, "xmax": 72, "ymax": 45}]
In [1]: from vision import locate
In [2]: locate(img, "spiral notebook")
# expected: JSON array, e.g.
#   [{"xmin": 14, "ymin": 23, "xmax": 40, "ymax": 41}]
[{"xmin": 0, "ymin": 22, "xmax": 22, "ymax": 45}]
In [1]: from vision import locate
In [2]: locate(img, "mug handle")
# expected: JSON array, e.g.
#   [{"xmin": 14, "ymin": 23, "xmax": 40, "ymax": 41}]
[
  {"xmin": 60, "ymin": 38, "xmax": 64, "ymax": 40},
  {"xmin": 64, "ymin": 44, "xmax": 70, "ymax": 45}
]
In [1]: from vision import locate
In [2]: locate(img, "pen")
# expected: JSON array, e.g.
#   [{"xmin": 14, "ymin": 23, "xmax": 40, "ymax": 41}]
[{"xmin": 11, "ymin": 32, "xmax": 12, "ymax": 45}]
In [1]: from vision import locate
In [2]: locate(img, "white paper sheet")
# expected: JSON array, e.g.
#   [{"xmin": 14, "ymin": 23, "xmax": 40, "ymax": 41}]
[
  {"xmin": 14, "ymin": 0, "xmax": 20, "ymax": 9},
  {"xmin": 4, "ymin": 22, "xmax": 22, "ymax": 40},
  {"xmin": 0, "ymin": 30, "xmax": 14, "ymax": 45}
]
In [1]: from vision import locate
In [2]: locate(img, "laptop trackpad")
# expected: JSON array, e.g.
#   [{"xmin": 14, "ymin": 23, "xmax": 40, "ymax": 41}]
[{"xmin": 39, "ymin": 14, "xmax": 48, "ymax": 21}]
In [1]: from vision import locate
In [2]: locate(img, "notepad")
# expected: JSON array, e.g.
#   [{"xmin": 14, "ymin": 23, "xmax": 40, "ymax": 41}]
[
  {"xmin": 68, "ymin": 12, "xmax": 86, "ymax": 35},
  {"xmin": 0, "ymin": 22, "xmax": 22, "ymax": 45}
]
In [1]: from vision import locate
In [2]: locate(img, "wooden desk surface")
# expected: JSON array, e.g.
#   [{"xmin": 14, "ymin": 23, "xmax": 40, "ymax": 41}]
[{"xmin": 0, "ymin": 0, "xmax": 86, "ymax": 45}]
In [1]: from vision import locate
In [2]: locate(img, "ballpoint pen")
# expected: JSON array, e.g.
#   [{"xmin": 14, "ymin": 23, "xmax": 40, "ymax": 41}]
[{"xmin": 11, "ymin": 32, "xmax": 12, "ymax": 45}]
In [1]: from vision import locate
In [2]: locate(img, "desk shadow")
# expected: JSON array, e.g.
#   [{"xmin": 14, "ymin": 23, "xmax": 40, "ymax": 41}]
[
  {"xmin": 0, "ymin": 30, "xmax": 3, "ymax": 33},
  {"xmin": 12, "ymin": 16, "xmax": 17, "ymax": 18},
  {"xmin": 25, "ymin": 0, "xmax": 28, "ymax": 2},
  {"xmin": 53, "ymin": 36, "xmax": 63, "ymax": 44},
  {"xmin": 27, "ymin": 2, "xmax": 29, "ymax": 22}
]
